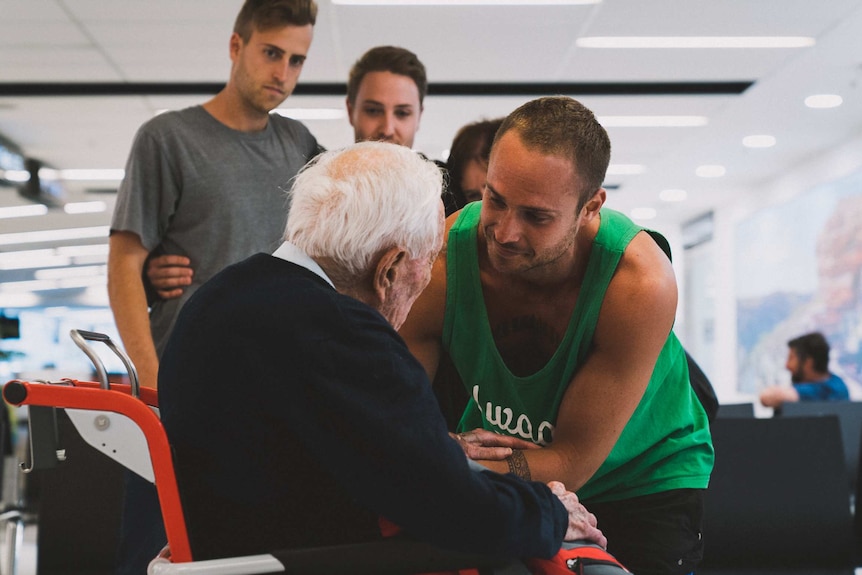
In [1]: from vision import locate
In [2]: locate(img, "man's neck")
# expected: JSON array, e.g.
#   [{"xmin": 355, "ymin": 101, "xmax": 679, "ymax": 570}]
[
  {"xmin": 797, "ymin": 371, "xmax": 831, "ymax": 384},
  {"xmin": 203, "ymin": 89, "xmax": 270, "ymax": 133}
]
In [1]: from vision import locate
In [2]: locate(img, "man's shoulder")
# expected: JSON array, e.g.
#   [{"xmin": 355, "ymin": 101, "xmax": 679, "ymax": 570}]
[
  {"xmin": 268, "ymin": 113, "xmax": 315, "ymax": 137},
  {"xmin": 130, "ymin": 106, "xmax": 213, "ymax": 150},
  {"xmin": 139, "ymin": 105, "xmax": 205, "ymax": 132}
]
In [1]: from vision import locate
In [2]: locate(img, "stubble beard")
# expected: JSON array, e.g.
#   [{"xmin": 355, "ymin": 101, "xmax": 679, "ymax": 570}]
[{"xmin": 484, "ymin": 222, "xmax": 579, "ymax": 278}]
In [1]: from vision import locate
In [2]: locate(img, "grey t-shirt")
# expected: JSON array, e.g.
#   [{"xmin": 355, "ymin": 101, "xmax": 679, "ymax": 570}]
[{"xmin": 111, "ymin": 105, "xmax": 320, "ymax": 356}]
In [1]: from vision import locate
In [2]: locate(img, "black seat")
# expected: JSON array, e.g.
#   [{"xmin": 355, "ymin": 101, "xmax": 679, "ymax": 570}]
[
  {"xmin": 715, "ymin": 402, "xmax": 755, "ymax": 418},
  {"xmin": 780, "ymin": 401, "xmax": 862, "ymax": 495},
  {"xmin": 33, "ymin": 409, "xmax": 125, "ymax": 575},
  {"xmin": 699, "ymin": 416, "xmax": 855, "ymax": 575}
]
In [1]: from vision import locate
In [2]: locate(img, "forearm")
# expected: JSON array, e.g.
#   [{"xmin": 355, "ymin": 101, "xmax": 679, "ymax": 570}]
[
  {"xmin": 476, "ymin": 446, "xmax": 595, "ymax": 492},
  {"xmin": 108, "ymin": 236, "xmax": 159, "ymax": 389}
]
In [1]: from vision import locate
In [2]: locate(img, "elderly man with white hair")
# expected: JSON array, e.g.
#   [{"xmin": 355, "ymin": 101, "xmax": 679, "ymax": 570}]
[{"xmin": 157, "ymin": 141, "xmax": 605, "ymax": 565}]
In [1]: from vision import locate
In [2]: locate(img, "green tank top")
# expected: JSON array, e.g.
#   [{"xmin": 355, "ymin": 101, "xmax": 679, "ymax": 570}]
[{"xmin": 442, "ymin": 203, "xmax": 713, "ymax": 503}]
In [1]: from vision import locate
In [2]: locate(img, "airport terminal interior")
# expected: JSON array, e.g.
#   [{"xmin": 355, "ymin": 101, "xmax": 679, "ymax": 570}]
[{"xmin": 2, "ymin": 0, "xmax": 862, "ymax": 573}]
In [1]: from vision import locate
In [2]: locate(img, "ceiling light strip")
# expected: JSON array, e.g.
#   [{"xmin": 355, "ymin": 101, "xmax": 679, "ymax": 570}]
[
  {"xmin": 578, "ymin": 37, "xmax": 815, "ymax": 49},
  {"xmin": 333, "ymin": 0, "xmax": 599, "ymax": 4},
  {"xmin": 0, "ymin": 204, "xmax": 49, "ymax": 219},
  {"xmin": 0, "ymin": 226, "xmax": 109, "ymax": 246},
  {"xmin": 599, "ymin": 116, "xmax": 707, "ymax": 128}
]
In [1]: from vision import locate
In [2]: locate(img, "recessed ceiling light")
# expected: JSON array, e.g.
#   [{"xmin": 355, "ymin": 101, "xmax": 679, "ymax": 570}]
[
  {"xmin": 598, "ymin": 116, "xmax": 708, "ymax": 128},
  {"xmin": 630, "ymin": 207, "xmax": 657, "ymax": 220},
  {"xmin": 696, "ymin": 165, "xmax": 726, "ymax": 178},
  {"xmin": 742, "ymin": 135, "xmax": 776, "ymax": 148},
  {"xmin": 804, "ymin": 94, "xmax": 843, "ymax": 109},
  {"xmin": 577, "ymin": 36, "xmax": 815, "ymax": 49},
  {"xmin": 64, "ymin": 201, "xmax": 107, "ymax": 215},
  {"xmin": 659, "ymin": 189, "xmax": 687, "ymax": 202},
  {"xmin": 61, "ymin": 169, "xmax": 125, "ymax": 181},
  {"xmin": 1, "ymin": 169, "xmax": 30, "ymax": 182}
]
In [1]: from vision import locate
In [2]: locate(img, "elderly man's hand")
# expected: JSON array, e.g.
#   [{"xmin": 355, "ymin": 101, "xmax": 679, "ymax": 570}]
[
  {"xmin": 450, "ymin": 428, "xmax": 539, "ymax": 461},
  {"xmin": 547, "ymin": 481, "xmax": 607, "ymax": 547}
]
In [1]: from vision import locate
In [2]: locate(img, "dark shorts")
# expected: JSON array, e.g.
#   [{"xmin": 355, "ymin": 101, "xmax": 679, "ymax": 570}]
[{"xmin": 585, "ymin": 488, "xmax": 704, "ymax": 575}]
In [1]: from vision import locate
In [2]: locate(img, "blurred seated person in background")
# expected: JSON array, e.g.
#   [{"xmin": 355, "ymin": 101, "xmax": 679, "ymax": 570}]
[
  {"xmin": 444, "ymin": 117, "xmax": 504, "ymax": 215},
  {"xmin": 760, "ymin": 331, "xmax": 849, "ymax": 409},
  {"xmin": 158, "ymin": 141, "xmax": 606, "ymax": 563},
  {"xmin": 146, "ymin": 45, "xmax": 430, "ymax": 300}
]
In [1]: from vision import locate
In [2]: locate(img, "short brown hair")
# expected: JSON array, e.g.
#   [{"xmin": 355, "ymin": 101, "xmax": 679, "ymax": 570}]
[
  {"xmin": 347, "ymin": 46, "xmax": 428, "ymax": 106},
  {"xmin": 234, "ymin": 0, "xmax": 317, "ymax": 42},
  {"xmin": 494, "ymin": 96, "xmax": 611, "ymax": 210}
]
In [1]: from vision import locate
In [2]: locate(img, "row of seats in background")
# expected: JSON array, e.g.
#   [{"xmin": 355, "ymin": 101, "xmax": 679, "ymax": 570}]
[{"xmin": 699, "ymin": 400, "xmax": 862, "ymax": 575}]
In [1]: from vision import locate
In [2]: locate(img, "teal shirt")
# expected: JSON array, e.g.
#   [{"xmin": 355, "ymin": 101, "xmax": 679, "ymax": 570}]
[{"xmin": 442, "ymin": 203, "xmax": 713, "ymax": 503}]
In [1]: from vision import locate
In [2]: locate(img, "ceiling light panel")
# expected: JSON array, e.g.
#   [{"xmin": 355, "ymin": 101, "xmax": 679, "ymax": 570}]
[
  {"xmin": 599, "ymin": 116, "xmax": 708, "ymax": 128},
  {"xmin": 804, "ymin": 94, "xmax": 843, "ymax": 109},
  {"xmin": 577, "ymin": 37, "xmax": 815, "ymax": 49}
]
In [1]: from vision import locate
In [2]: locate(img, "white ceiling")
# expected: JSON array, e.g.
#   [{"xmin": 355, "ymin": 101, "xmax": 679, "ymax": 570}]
[{"xmin": 2, "ymin": 0, "xmax": 862, "ymax": 307}]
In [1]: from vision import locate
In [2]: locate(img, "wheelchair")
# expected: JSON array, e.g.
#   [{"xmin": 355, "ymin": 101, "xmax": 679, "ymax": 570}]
[{"xmin": 2, "ymin": 330, "xmax": 629, "ymax": 575}]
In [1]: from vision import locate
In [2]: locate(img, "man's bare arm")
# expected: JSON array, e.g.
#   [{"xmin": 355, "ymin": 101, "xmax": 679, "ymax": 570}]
[
  {"xmin": 759, "ymin": 385, "xmax": 799, "ymax": 407},
  {"xmin": 108, "ymin": 231, "xmax": 160, "ymax": 390},
  {"xmin": 475, "ymin": 232, "xmax": 679, "ymax": 489}
]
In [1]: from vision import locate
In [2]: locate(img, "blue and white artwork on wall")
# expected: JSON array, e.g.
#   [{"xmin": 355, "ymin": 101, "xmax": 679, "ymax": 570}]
[{"xmin": 735, "ymin": 168, "xmax": 862, "ymax": 396}]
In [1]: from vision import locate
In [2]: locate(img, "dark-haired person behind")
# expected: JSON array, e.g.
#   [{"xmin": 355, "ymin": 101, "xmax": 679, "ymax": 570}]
[
  {"xmin": 760, "ymin": 331, "xmax": 849, "ymax": 410},
  {"xmin": 444, "ymin": 118, "xmax": 504, "ymax": 215},
  {"xmin": 159, "ymin": 141, "xmax": 606, "ymax": 563}
]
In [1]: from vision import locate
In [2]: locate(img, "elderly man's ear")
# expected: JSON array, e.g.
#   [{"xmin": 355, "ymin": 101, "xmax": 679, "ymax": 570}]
[{"xmin": 373, "ymin": 246, "xmax": 407, "ymax": 302}]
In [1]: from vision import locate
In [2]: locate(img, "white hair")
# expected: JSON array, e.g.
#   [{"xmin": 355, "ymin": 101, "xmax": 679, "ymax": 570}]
[{"xmin": 285, "ymin": 141, "xmax": 442, "ymax": 278}]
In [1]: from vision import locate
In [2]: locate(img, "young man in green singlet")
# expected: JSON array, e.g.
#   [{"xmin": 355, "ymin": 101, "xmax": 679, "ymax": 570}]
[{"xmin": 399, "ymin": 96, "xmax": 714, "ymax": 575}]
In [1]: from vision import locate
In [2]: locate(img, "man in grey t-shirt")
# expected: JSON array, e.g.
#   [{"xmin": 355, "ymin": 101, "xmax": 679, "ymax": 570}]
[
  {"xmin": 109, "ymin": 0, "xmax": 320, "ymax": 392},
  {"xmin": 109, "ymin": 2, "xmax": 321, "ymax": 573},
  {"xmin": 143, "ymin": 46, "xmax": 436, "ymax": 303}
]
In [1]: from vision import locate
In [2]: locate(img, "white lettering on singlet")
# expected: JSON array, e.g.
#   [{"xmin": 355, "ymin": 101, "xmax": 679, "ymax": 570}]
[{"xmin": 472, "ymin": 385, "xmax": 555, "ymax": 445}]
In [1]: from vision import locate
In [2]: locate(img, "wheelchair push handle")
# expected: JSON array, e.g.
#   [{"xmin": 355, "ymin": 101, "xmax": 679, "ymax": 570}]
[{"xmin": 69, "ymin": 329, "xmax": 140, "ymax": 397}]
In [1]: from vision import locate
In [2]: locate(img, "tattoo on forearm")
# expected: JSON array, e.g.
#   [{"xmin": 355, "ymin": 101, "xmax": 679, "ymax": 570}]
[{"xmin": 506, "ymin": 449, "xmax": 531, "ymax": 481}]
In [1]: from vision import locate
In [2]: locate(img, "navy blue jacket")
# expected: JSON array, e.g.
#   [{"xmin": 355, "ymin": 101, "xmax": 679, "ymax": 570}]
[{"xmin": 159, "ymin": 253, "xmax": 568, "ymax": 561}]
